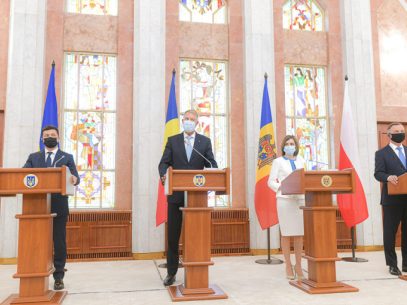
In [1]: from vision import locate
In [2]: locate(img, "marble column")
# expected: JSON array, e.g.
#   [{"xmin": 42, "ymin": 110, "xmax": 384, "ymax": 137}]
[
  {"xmin": 244, "ymin": 0, "xmax": 280, "ymax": 250},
  {"xmin": 341, "ymin": 0, "xmax": 382, "ymax": 246},
  {"xmin": 0, "ymin": 0, "xmax": 47, "ymax": 258},
  {"xmin": 132, "ymin": 0, "xmax": 167, "ymax": 254}
]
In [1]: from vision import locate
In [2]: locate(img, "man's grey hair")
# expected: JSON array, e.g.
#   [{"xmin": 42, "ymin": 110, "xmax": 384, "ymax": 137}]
[
  {"xmin": 387, "ymin": 122, "xmax": 404, "ymax": 134},
  {"xmin": 184, "ymin": 109, "xmax": 199, "ymax": 120}
]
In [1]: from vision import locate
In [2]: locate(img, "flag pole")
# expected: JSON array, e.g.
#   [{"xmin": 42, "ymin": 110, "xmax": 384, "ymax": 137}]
[
  {"xmin": 341, "ymin": 226, "xmax": 368, "ymax": 262},
  {"xmin": 342, "ymin": 226, "xmax": 368, "ymax": 262},
  {"xmin": 255, "ymin": 227, "xmax": 283, "ymax": 265},
  {"xmin": 157, "ymin": 67, "xmax": 183, "ymax": 269},
  {"xmin": 340, "ymin": 75, "xmax": 368, "ymax": 263},
  {"xmin": 255, "ymin": 72, "xmax": 282, "ymax": 265}
]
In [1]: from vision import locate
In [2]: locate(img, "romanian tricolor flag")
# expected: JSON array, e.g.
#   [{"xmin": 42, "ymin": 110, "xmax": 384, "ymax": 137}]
[
  {"xmin": 156, "ymin": 70, "xmax": 180, "ymax": 226},
  {"xmin": 254, "ymin": 75, "xmax": 278, "ymax": 230}
]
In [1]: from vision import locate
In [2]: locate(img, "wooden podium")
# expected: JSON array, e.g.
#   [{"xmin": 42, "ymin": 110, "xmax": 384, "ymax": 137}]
[
  {"xmin": 281, "ymin": 169, "xmax": 359, "ymax": 294},
  {"xmin": 165, "ymin": 167, "xmax": 229, "ymax": 302},
  {"xmin": 0, "ymin": 167, "xmax": 74, "ymax": 305},
  {"xmin": 388, "ymin": 173, "xmax": 407, "ymax": 281}
]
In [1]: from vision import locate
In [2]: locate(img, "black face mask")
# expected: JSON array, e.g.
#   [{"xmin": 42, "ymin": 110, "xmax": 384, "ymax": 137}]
[
  {"xmin": 390, "ymin": 133, "xmax": 406, "ymax": 144},
  {"xmin": 43, "ymin": 137, "xmax": 58, "ymax": 148}
]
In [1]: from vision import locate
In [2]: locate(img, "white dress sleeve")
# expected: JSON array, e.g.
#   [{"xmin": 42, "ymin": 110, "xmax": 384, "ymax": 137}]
[{"xmin": 268, "ymin": 158, "xmax": 281, "ymax": 193}]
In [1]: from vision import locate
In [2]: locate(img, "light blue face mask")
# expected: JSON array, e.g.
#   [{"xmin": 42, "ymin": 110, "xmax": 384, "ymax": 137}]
[
  {"xmin": 284, "ymin": 145, "xmax": 296, "ymax": 156},
  {"xmin": 183, "ymin": 120, "xmax": 196, "ymax": 133}
]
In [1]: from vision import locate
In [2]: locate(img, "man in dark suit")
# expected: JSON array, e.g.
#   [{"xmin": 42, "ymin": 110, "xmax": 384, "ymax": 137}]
[
  {"xmin": 374, "ymin": 122, "xmax": 407, "ymax": 276},
  {"xmin": 158, "ymin": 109, "xmax": 217, "ymax": 286},
  {"xmin": 23, "ymin": 125, "xmax": 80, "ymax": 290}
]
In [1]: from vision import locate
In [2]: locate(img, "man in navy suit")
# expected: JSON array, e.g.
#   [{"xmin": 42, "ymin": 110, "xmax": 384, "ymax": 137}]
[
  {"xmin": 374, "ymin": 122, "xmax": 407, "ymax": 276},
  {"xmin": 23, "ymin": 125, "xmax": 80, "ymax": 290},
  {"xmin": 158, "ymin": 109, "xmax": 217, "ymax": 286}
]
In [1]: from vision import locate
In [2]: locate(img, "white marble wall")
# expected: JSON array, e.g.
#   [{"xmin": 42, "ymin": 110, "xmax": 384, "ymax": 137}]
[
  {"xmin": 0, "ymin": 0, "xmax": 47, "ymax": 258},
  {"xmin": 244, "ymin": 0, "xmax": 280, "ymax": 250},
  {"xmin": 132, "ymin": 0, "xmax": 167, "ymax": 253},
  {"xmin": 341, "ymin": 0, "xmax": 383, "ymax": 246}
]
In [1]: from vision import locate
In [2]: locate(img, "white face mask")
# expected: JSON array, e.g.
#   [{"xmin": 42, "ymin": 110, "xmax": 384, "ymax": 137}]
[
  {"xmin": 284, "ymin": 145, "xmax": 296, "ymax": 156},
  {"xmin": 183, "ymin": 120, "xmax": 196, "ymax": 133}
]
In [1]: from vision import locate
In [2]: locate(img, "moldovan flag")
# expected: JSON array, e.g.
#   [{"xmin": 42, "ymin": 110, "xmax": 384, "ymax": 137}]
[
  {"xmin": 254, "ymin": 76, "xmax": 279, "ymax": 230},
  {"xmin": 156, "ymin": 70, "xmax": 180, "ymax": 226},
  {"xmin": 337, "ymin": 81, "xmax": 369, "ymax": 227},
  {"xmin": 39, "ymin": 61, "xmax": 58, "ymax": 150}
]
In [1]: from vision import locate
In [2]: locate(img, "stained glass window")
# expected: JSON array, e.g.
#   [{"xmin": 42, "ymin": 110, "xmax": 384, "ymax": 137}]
[
  {"xmin": 180, "ymin": 60, "xmax": 229, "ymax": 207},
  {"xmin": 63, "ymin": 53, "xmax": 116, "ymax": 209},
  {"xmin": 66, "ymin": 0, "xmax": 118, "ymax": 16},
  {"xmin": 284, "ymin": 65, "xmax": 329, "ymax": 170},
  {"xmin": 179, "ymin": 0, "xmax": 227, "ymax": 24},
  {"xmin": 283, "ymin": 0, "xmax": 323, "ymax": 31}
]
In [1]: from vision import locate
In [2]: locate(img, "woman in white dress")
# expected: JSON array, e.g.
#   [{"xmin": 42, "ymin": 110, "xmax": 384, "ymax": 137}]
[{"xmin": 268, "ymin": 135, "xmax": 305, "ymax": 280}]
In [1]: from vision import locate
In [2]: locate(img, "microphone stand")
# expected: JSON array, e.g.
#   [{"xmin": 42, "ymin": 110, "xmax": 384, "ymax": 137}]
[
  {"xmin": 342, "ymin": 226, "xmax": 368, "ymax": 263},
  {"xmin": 255, "ymin": 227, "xmax": 283, "ymax": 265}
]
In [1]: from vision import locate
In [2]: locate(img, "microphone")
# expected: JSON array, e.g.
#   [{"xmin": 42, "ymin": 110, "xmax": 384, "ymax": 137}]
[
  {"xmin": 305, "ymin": 160, "xmax": 329, "ymax": 167},
  {"xmin": 54, "ymin": 155, "xmax": 65, "ymax": 167},
  {"xmin": 184, "ymin": 138, "xmax": 214, "ymax": 169},
  {"xmin": 307, "ymin": 159, "xmax": 329, "ymax": 166}
]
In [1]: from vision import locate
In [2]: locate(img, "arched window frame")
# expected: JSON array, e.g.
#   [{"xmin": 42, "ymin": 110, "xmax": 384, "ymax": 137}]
[
  {"xmin": 62, "ymin": 52, "xmax": 117, "ymax": 209},
  {"xmin": 66, "ymin": 0, "xmax": 118, "ymax": 16},
  {"xmin": 284, "ymin": 64, "xmax": 330, "ymax": 170},
  {"xmin": 283, "ymin": 0, "xmax": 324, "ymax": 32},
  {"xmin": 179, "ymin": 0, "xmax": 227, "ymax": 24},
  {"xmin": 179, "ymin": 58, "xmax": 230, "ymax": 207}
]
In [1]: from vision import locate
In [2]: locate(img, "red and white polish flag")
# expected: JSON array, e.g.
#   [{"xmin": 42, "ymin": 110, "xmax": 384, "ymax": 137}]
[{"xmin": 337, "ymin": 81, "xmax": 369, "ymax": 227}]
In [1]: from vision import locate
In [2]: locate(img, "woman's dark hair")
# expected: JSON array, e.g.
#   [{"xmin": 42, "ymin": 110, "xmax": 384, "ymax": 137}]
[{"xmin": 281, "ymin": 135, "xmax": 299, "ymax": 156}]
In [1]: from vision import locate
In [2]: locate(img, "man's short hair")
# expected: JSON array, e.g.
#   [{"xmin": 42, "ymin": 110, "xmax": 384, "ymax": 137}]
[
  {"xmin": 42, "ymin": 125, "xmax": 59, "ymax": 136},
  {"xmin": 387, "ymin": 122, "xmax": 404, "ymax": 134},
  {"xmin": 184, "ymin": 109, "xmax": 199, "ymax": 120}
]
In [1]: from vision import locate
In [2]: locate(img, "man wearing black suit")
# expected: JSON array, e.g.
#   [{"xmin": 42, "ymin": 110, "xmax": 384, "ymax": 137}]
[
  {"xmin": 374, "ymin": 122, "xmax": 407, "ymax": 276},
  {"xmin": 158, "ymin": 109, "xmax": 217, "ymax": 286},
  {"xmin": 23, "ymin": 125, "xmax": 80, "ymax": 290}
]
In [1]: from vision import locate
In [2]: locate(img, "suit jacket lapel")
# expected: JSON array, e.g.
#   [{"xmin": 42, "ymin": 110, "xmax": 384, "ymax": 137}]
[
  {"xmin": 189, "ymin": 134, "xmax": 201, "ymax": 163},
  {"xmin": 52, "ymin": 150, "xmax": 63, "ymax": 167},
  {"xmin": 402, "ymin": 145, "xmax": 407, "ymax": 170},
  {"xmin": 39, "ymin": 150, "xmax": 47, "ymax": 168}
]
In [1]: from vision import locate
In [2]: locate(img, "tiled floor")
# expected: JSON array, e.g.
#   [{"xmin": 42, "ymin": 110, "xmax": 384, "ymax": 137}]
[{"xmin": 0, "ymin": 251, "xmax": 406, "ymax": 305}]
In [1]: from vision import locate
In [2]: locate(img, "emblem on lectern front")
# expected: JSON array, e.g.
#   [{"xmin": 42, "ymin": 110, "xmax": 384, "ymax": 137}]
[
  {"xmin": 321, "ymin": 175, "xmax": 333, "ymax": 188},
  {"xmin": 193, "ymin": 174, "xmax": 206, "ymax": 187},
  {"xmin": 23, "ymin": 174, "xmax": 38, "ymax": 188}
]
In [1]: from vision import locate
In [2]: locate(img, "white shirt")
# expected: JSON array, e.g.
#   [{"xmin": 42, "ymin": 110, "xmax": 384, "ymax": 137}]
[
  {"xmin": 44, "ymin": 147, "xmax": 59, "ymax": 165},
  {"xmin": 184, "ymin": 132, "xmax": 196, "ymax": 150},
  {"xmin": 268, "ymin": 156, "xmax": 306, "ymax": 199},
  {"xmin": 389, "ymin": 142, "xmax": 405, "ymax": 158}
]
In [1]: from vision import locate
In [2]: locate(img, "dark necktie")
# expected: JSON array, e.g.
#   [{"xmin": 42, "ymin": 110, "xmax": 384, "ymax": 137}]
[{"xmin": 46, "ymin": 152, "xmax": 53, "ymax": 168}]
